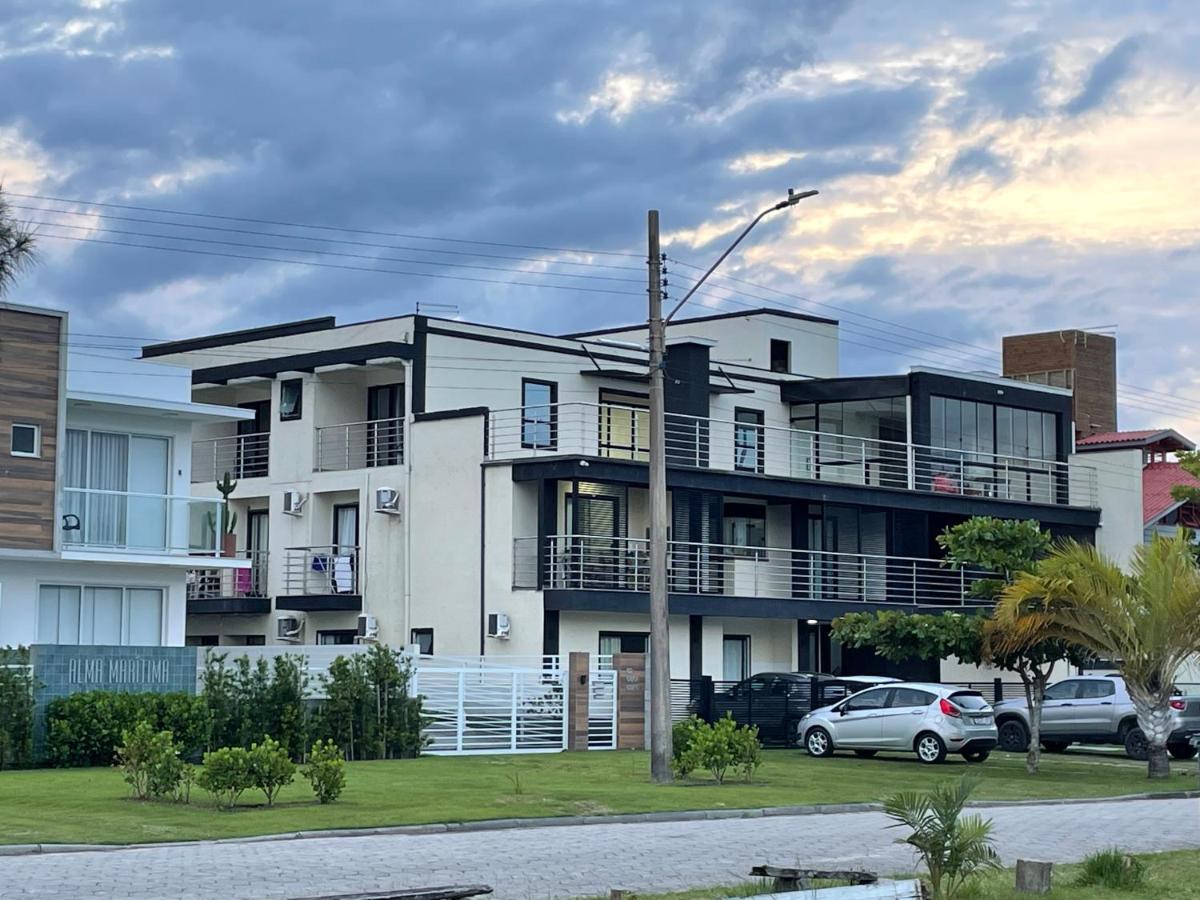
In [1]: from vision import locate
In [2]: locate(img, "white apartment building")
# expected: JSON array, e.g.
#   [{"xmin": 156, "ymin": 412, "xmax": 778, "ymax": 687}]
[
  {"xmin": 144, "ymin": 309, "xmax": 1103, "ymax": 678},
  {"xmin": 0, "ymin": 303, "xmax": 250, "ymax": 648}
]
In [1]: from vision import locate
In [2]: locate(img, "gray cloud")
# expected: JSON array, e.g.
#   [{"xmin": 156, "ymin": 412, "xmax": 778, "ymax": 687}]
[
  {"xmin": 1064, "ymin": 36, "xmax": 1142, "ymax": 116},
  {"xmin": 946, "ymin": 142, "xmax": 1012, "ymax": 183}
]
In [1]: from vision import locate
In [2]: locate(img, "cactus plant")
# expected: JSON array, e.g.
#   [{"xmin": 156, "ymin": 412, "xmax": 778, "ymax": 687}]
[{"xmin": 215, "ymin": 472, "xmax": 238, "ymax": 535}]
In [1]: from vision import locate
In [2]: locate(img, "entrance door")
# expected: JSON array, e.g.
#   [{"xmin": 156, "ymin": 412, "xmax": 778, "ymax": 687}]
[
  {"xmin": 237, "ymin": 400, "xmax": 270, "ymax": 478},
  {"xmin": 247, "ymin": 510, "xmax": 269, "ymax": 596},
  {"xmin": 367, "ymin": 384, "xmax": 404, "ymax": 467},
  {"xmin": 331, "ymin": 504, "xmax": 359, "ymax": 594},
  {"xmin": 567, "ymin": 493, "xmax": 620, "ymax": 588}
]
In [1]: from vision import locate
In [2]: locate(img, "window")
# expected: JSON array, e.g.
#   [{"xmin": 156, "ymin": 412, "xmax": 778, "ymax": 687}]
[
  {"xmin": 889, "ymin": 688, "xmax": 935, "ymax": 708},
  {"xmin": 1043, "ymin": 680, "xmax": 1081, "ymax": 701},
  {"xmin": 723, "ymin": 501, "xmax": 766, "ymax": 556},
  {"xmin": 279, "ymin": 379, "xmax": 303, "ymax": 421},
  {"xmin": 63, "ymin": 429, "xmax": 171, "ymax": 550},
  {"xmin": 734, "ymin": 408, "xmax": 764, "ymax": 473},
  {"xmin": 599, "ymin": 631, "xmax": 648, "ymax": 655},
  {"xmin": 317, "ymin": 629, "xmax": 357, "ymax": 645},
  {"xmin": 521, "ymin": 379, "xmax": 557, "ymax": 449},
  {"xmin": 411, "ymin": 627, "xmax": 434, "ymax": 655},
  {"xmin": 1076, "ymin": 680, "xmax": 1116, "ymax": 699},
  {"xmin": 842, "ymin": 689, "xmax": 890, "ymax": 712},
  {"xmin": 37, "ymin": 584, "xmax": 164, "ymax": 646},
  {"xmin": 723, "ymin": 635, "xmax": 750, "ymax": 680},
  {"xmin": 946, "ymin": 692, "xmax": 990, "ymax": 710},
  {"xmin": 598, "ymin": 391, "xmax": 649, "ymax": 459},
  {"xmin": 11, "ymin": 423, "xmax": 40, "ymax": 458},
  {"xmin": 769, "ymin": 339, "xmax": 791, "ymax": 374}
]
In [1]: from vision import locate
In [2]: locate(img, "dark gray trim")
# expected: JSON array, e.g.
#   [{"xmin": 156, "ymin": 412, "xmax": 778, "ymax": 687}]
[
  {"xmin": 689, "ymin": 615, "xmax": 703, "ymax": 678},
  {"xmin": 413, "ymin": 406, "xmax": 489, "ymax": 423},
  {"xmin": 186, "ymin": 597, "xmax": 272, "ymax": 616},
  {"xmin": 193, "ymin": 342, "xmax": 412, "ymax": 385},
  {"xmin": 411, "ymin": 315, "xmax": 428, "ymax": 415},
  {"xmin": 781, "ymin": 375, "xmax": 910, "ymax": 404},
  {"xmin": 141, "ymin": 317, "xmax": 336, "ymax": 359},
  {"xmin": 542, "ymin": 609, "xmax": 560, "ymax": 656},
  {"xmin": 563, "ymin": 307, "xmax": 838, "ymax": 338},
  {"xmin": 274, "ymin": 595, "xmax": 363, "ymax": 612}
]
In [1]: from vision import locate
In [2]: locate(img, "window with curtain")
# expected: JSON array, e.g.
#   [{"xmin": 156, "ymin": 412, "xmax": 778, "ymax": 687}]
[
  {"xmin": 598, "ymin": 392, "xmax": 649, "ymax": 460},
  {"xmin": 64, "ymin": 430, "xmax": 171, "ymax": 549},
  {"xmin": 37, "ymin": 585, "xmax": 164, "ymax": 645}
]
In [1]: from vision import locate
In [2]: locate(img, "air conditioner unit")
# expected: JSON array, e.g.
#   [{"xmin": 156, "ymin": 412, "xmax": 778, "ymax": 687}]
[
  {"xmin": 487, "ymin": 612, "xmax": 511, "ymax": 640},
  {"xmin": 356, "ymin": 614, "xmax": 380, "ymax": 642},
  {"xmin": 276, "ymin": 612, "xmax": 306, "ymax": 643},
  {"xmin": 282, "ymin": 490, "xmax": 306, "ymax": 516},
  {"xmin": 374, "ymin": 487, "xmax": 401, "ymax": 515}
]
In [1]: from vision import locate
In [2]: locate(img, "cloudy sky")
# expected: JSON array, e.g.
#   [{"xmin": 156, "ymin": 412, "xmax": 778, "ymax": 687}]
[{"xmin": 2, "ymin": 0, "xmax": 1198, "ymax": 429}]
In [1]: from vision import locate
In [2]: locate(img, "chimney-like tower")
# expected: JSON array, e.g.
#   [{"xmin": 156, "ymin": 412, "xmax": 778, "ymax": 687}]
[{"xmin": 1002, "ymin": 329, "xmax": 1117, "ymax": 439}]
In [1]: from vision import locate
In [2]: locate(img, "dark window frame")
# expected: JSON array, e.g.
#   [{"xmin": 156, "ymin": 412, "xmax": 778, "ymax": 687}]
[
  {"xmin": 723, "ymin": 634, "xmax": 751, "ymax": 680},
  {"xmin": 279, "ymin": 378, "xmax": 304, "ymax": 421},
  {"xmin": 316, "ymin": 629, "xmax": 357, "ymax": 645},
  {"xmin": 521, "ymin": 378, "xmax": 558, "ymax": 449},
  {"xmin": 411, "ymin": 627, "xmax": 434, "ymax": 655},
  {"xmin": 769, "ymin": 339, "xmax": 791, "ymax": 374},
  {"xmin": 597, "ymin": 388, "xmax": 649, "ymax": 459},
  {"xmin": 10, "ymin": 422, "xmax": 40, "ymax": 458},
  {"xmin": 598, "ymin": 630, "xmax": 648, "ymax": 654},
  {"xmin": 733, "ymin": 407, "xmax": 765, "ymax": 474}
]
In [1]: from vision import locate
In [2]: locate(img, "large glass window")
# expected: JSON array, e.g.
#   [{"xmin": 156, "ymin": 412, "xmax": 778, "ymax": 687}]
[
  {"xmin": 734, "ymin": 408, "xmax": 764, "ymax": 473},
  {"xmin": 930, "ymin": 398, "xmax": 1058, "ymax": 461},
  {"xmin": 723, "ymin": 635, "xmax": 750, "ymax": 680},
  {"xmin": 598, "ymin": 392, "xmax": 649, "ymax": 460},
  {"xmin": 723, "ymin": 501, "xmax": 766, "ymax": 555},
  {"xmin": 521, "ymin": 379, "xmax": 557, "ymax": 449},
  {"xmin": 37, "ymin": 584, "xmax": 164, "ymax": 645},
  {"xmin": 63, "ymin": 430, "xmax": 170, "ymax": 549}
]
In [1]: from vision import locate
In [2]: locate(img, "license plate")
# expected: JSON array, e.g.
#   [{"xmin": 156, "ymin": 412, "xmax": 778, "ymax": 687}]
[{"xmin": 973, "ymin": 715, "xmax": 994, "ymax": 726}]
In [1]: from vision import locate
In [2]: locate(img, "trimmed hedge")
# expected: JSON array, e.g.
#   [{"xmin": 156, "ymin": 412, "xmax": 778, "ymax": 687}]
[{"xmin": 44, "ymin": 691, "xmax": 208, "ymax": 767}]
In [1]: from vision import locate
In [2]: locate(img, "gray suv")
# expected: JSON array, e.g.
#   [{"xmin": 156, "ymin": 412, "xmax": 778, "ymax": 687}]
[{"xmin": 993, "ymin": 674, "xmax": 1200, "ymax": 760}]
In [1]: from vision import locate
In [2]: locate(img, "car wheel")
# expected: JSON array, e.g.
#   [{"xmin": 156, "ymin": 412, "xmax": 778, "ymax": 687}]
[
  {"xmin": 915, "ymin": 732, "xmax": 947, "ymax": 764},
  {"xmin": 1041, "ymin": 741, "xmax": 1071, "ymax": 753},
  {"xmin": 997, "ymin": 719, "xmax": 1030, "ymax": 753},
  {"xmin": 1124, "ymin": 727, "xmax": 1149, "ymax": 761},
  {"xmin": 805, "ymin": 727, "xmax": 835, "ymax": 758},
  {"xmin": 1168, "ymin": 743, "xmax": 1198, "ymax": 761},
  {"xmin": 853, "ymin": 749, "xmax": 878, "ymax": 758},
  {"xmin": 962, "ymin": 750, "xmax": 990, "ymax": 763}
]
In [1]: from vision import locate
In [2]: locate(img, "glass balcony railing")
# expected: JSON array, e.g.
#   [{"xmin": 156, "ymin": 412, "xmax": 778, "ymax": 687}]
[{"xmin": 61, "ymin": 488, "xmax": 227, "ymax": 556}]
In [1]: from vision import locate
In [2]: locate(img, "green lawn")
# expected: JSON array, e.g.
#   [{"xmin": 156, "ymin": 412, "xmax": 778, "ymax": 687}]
[
  {"xmin": 0, "ymin": 748, "xmax": 1194, "ymax": 846},
  {"xmin": 619, "ymin": 849, "xmax": 1200, "ymax": 899}
]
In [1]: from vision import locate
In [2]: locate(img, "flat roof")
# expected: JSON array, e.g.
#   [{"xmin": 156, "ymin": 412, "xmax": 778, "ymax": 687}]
[
  {"xmin": 563, "ymin": 307, "xmax": 838, "ymax": 339},
  {"xmin": 141, "ymin": 316, "xmax": 337, "ymax": 358}
]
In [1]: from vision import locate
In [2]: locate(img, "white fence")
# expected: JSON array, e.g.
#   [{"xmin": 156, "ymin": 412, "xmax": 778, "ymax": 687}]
[{"xmin": 587, "ymin": 668, "xmax": 618, "ymax": 749}]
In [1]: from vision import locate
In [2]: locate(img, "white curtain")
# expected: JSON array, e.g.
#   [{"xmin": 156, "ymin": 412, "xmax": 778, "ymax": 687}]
[
  {"xmin": 87, "ymin": 432, "xmax": 129, "ymax": 546},
  {"xmin": 126, "ymin": 588, "xmax": 163, "ymax": 645},
  {"xmin": 87, "ymin": 587, "xmax": 124, "ymax": 644},
  {"xmin": 62, "ymin": 430, "xmax": 88, "ymax": 545},
  {"xmin": 37, "ymin": 585, "xmax": 81, "ymax": 644}
]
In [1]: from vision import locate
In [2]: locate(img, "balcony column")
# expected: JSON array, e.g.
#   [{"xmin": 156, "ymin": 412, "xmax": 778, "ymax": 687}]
[
  {"xmin": 664, "ymin": 341, "xmax": 711, "ymax": 467},
  {"xmin": 536, "ymin": 478, "xmax": 557, "ymax": 590},
  {"xmin": 688, "ymin": 615, "xmax": 703, "ymax": 678}
]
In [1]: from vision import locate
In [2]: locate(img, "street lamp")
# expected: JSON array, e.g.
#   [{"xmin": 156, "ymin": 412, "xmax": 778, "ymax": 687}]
[{"xmin": 645, "ymin": 188, "xmax": 819, "ymax": 784}]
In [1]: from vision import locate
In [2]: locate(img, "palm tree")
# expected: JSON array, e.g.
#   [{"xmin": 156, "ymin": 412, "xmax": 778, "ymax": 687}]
[
  {"xmin": 994, "ymin": 532, "xmax": 1200, "ymax": 778},
  {"xmin": 0, "ymin": 187, "xmax": 37, "ymax": 297}
]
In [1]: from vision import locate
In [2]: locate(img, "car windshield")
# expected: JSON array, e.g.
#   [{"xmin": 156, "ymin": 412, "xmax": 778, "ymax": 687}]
[{"xmin": 948, "ymin": 691, "xmax": 989, "ymax": 710}]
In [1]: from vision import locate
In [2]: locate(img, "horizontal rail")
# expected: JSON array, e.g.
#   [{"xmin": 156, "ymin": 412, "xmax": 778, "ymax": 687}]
[
  {"xmin": 188, "ymin": 549, "xmax": 270, "ymax": 600},
  {"xmin": 540, "ymin": 535, "xmax": 990, "ymax": 606},
  {"xmin": 281, "ymin": 544, "xmax": 360, "ymax": 596},
  {"xmin": 192, "ymin": 431, "xmax": 270, "ymax": 483},
  {"xmin": 315, "ymin": 417, "xmax": 405, "ymax": 472},
  {"xmin": 61, "ymin": 488, "xmax": 226, "ymax": 555},
  {"xmin": 485, "ymin": 402, "xmax": 1098, "ymax": 508}
]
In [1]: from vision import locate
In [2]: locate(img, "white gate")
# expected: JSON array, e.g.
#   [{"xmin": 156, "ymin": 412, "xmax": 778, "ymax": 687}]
[
  {"xmin": 413, "ymin": 663, "xmax": 566, "ymax": 754},
  {"xmin": 587, "ymin": 668, "xmax": 618, "ymax": 749}
]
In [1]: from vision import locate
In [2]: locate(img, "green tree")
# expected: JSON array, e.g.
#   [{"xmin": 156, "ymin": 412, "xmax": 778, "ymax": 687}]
[
  {"xmin": 1171, "ymin": 451, "xmax": 1200, "ymax": 507},
  {"xmin": 937, "ymin": 516, "xmax": 1050, "ymax": 601},
  {"xmin": 0, "ymin": 187, "xmax": 36, "ymax": 297},
  {"xmin": 0, "ymin": 646, "xmax": 35, "ymax": 769},
  {"xmin": 997, "ymin": 532, "xmax": 1200, "ymax": 778}
]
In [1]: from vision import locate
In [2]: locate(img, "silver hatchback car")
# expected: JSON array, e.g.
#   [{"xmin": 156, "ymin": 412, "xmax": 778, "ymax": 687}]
[{"xmin": 799, "ymin": 682, "xmax": 999, "ymax": 764}]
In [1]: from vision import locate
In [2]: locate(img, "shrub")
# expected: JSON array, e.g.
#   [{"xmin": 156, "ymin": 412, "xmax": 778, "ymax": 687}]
[
  {"xmin": 302, "ymin": 739, "xmax": 346, "ymax": 804},
  {"xmin": 1077, "ymin": 849, "xmax": 1146, "ymax": 890},
  {"xmin": 731, "ymin": 723, "xmax": 763, "ymax": 782},
  {"xmin": 197, "ymin": 746, "xmax": 253, "ymax": 809},
  {"xmin": 0, "ymin": 646, "xmax": 34, "ymax": 770},
  {"xmin": 200, "ymin": 652, "xmax": 309, "ymax": 757},
  {"xmin": 45, "ymin": 691, "xmax": 207, "ymax": 767},
  {"xmin": 175, "ymin": 763, "xmax": 196, "ymax": 804},
  {"xmin": 248, "ymin": 736, "xmax": 296, "ymax": 807},
  {"xmin": 116, "ymin": 722, "xmax": 184, "ymax": 801},
  {"xmin": 671, "ymin": 716, "xmax": 706, "ymax": 778},
  {"xmin": 672, "ymin": 715, "xmax": 762, "ymax": 784}
]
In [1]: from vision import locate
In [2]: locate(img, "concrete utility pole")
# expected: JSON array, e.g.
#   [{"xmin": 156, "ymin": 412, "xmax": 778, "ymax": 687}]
[{"xmin": 646, "ymin": 190, "xmax": 818, "ymax": 785}]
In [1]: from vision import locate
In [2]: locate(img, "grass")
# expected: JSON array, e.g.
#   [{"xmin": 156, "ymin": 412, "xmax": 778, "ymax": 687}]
[
  {"xmin": 619, "ymin": 849, "xmax": 1200, "ymax": 899},
  {"xmin": 0, "ymin": 748, "xmax": 1194, "ymax": 846}
]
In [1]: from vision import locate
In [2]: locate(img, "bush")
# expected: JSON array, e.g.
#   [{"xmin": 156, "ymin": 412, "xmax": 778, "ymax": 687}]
[
  {"xmin": 201, "ymin": 653, "xmax": 309, "ymax": 757},
  {"xmin": 302, "ymin": 739, "xmax": 346, "ymax": 804},
  {"xmin": 175, "ymin": 763, "xmax": 196, "ymax": 804},
  {"xmin": 45, "ymin": 691, "xmax": 208, "ymax": 767},
  {"xmin": 0, "ymin": 646, "xmax": 34, "ymax": 770},
  {"xmin": 672, "ymin": 715, "xmax": 762, "ymax": 783},
  {"xmin": 248, "ymin": 736, "xmax": 295, "ymax": 806},
  {"xmin": 197, "ymin": 746, "xmax": 253, "ymax": 809},
  {"xmin": 116, "ymin": 722, "xmax": 184, "ymax": 801},
  {"xmin": 1077, "ymin": 849, "xmax": 1146, "ymax": 890}
]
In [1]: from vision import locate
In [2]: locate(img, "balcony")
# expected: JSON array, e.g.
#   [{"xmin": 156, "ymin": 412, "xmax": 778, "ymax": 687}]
[
  {"xmin": 192, "ymin": 432, "xmax": 270, "ymax": 483},
  {"xmin": 61, "ymin": 488, "xmax": 230, "ymax": 557},
  {"xmin": 519, "ymin": 535, "xmax": 989, "ymax": 607},
  {"xmin": 314, "ymin": 417, "xmax": 404, "ymax": 472},
  {"xmin": 486, "ymin": 402, "xmax": 1098, "ymax": 508},
  {"xmin": 276, "ymin": 545, "xmax": 362, "ymax": 612},
  {"xmin": 187, "ymin": 550, "xmax": 271, "ymax": 615}
]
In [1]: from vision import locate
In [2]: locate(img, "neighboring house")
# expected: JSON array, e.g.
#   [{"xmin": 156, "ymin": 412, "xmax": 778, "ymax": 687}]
[
  {"xmin": 0, "ymin": 302, "xmax": 250, "ymax": 648},
  {"xmin": 144, "ymin": 308, "xmax": 1102, "ymax": 679},
  {"xmin": 1074, "ymin": 428, "xmax": 1200, "ymax": 550}
]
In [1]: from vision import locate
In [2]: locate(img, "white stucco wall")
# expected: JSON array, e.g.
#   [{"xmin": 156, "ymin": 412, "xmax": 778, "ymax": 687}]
[{"xmin": 1071, "ymin": 448, "xmax": 1143, "ymax": 568}]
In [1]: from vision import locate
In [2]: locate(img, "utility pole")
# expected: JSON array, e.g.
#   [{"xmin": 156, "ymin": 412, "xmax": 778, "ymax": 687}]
[{"xmin": 646, "ymin": 209, "xmax": 672, "ymax": 783}]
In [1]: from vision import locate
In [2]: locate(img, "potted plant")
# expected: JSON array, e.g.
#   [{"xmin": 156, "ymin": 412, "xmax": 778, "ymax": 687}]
[{"xmin": 215, "ymin": 471, "xmax": 239, "ymax": 558}]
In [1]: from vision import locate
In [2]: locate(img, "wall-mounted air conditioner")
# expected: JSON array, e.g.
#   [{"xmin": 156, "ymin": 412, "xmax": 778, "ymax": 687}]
[
  {"xmin": 374, "ymin": 487, "xmax": 401, "ymax": 515},
  {"xmin": 282, "ymin": 490, "xmax": 307, "ymax": 516},
  {"xmin": 487, "ymin": 612, "xmax": 511, "ymax": 640},
  {"xmin": 356, "ymin": 614, "xmax": 380, "ymax": 642},
  {"xmin": 276, "ymin": 612, "xmax": 306, "ymax": 643}
]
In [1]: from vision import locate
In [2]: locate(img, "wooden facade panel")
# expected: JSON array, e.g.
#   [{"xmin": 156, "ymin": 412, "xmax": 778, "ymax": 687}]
[
  {"xmin": 1002, "ymin": 330, "xmax": 1116, "ymax": 439},
  {"xmin": 0, "ymin": 307, "xmax": 63, "ymax": 552}
]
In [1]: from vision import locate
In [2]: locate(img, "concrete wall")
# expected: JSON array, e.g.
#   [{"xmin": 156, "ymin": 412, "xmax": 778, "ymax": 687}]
[{"xmin": 1072, "ymin": 447, "xmax": 1143, "ymax": 567}]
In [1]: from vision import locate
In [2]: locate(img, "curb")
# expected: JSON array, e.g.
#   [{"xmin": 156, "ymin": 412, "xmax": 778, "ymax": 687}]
[{"xmin": 1, "ymin": 790, "xmax": 1196, "ymax": 858}]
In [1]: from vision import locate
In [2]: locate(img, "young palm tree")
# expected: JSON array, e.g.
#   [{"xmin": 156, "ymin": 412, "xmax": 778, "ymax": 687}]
[
  {"xmin": 0, "ymin": 187, "xmax": 37, "ymax": 297},
  {"xmin": 994, "ymin": 532, "xmax": 1200, "ymax": 778}
]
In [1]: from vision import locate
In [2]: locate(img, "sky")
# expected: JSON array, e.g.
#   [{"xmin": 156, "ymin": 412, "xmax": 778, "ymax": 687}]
[{"xmin": 2, "ymin": 0, "xmax": 1199, "ymax": 431}]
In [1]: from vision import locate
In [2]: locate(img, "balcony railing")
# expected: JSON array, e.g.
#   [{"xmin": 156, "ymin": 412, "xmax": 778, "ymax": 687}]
[
  {"xmin": 486, "ymin": 402, "xmax": 1098, "ymax": 508},
  {"xmin": 187, "ymin": 550, "xmax": 270, "ymax": 600},
  {"xmin": 192, "ymin": 432, "xmax": 270, "ymax": 483},
  {"xmin": 314, "ymin": 417, "xmax": 404, "ymax": 472},
  {"xmin": 280, "ymin": 545, "xmax": 360, "ymax": 596},
  {"xmin": 531, "ymin": 535, "xmax": 990, "ymax": 607},
  {"xmin": 61, "ymin": 488, "xmax": 227, "ymax": 555}
]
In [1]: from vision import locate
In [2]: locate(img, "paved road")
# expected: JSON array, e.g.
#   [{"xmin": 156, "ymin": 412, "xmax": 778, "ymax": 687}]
[{"xmin": 1, "ymin": 799, "xmax": 1198, "ymax": 899}]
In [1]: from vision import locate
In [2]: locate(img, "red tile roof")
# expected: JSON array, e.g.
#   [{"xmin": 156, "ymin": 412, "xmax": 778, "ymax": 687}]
[
  {"xmin": 1143, "ymin": 461, "xmax": 1200, "ymax": 526},
  {"xmin": 1077, "ymin": 429, "xmax": 1163, "ymax": 446},
  {"xmin": 1076, "ymin": 428, "xmax": 1195, "ymax": 452}
]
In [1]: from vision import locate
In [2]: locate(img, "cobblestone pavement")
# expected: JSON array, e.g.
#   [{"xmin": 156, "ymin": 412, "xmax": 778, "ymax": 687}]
[{"xmin": 1, "ymin": 799, "xmax": 1197, "ymax": 899}]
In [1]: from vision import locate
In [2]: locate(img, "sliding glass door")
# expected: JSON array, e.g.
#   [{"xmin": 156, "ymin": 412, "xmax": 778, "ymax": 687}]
[{"xmin": 64, "ymin": 430, "xmax": 170, "ymax": 550}]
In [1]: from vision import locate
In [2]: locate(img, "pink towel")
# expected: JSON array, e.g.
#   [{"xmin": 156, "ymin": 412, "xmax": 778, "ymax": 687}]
[{"xmin": 235, "ymin": 567, "xmax": 253, "ymax": 595}]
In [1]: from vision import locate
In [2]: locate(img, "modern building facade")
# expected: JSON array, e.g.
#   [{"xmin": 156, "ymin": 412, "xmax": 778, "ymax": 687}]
[
  {"xmin": 0, "ymin": 302, "xmax": 250, "ymax": 648},
  {"xmin": 145, "ymin": 308, "xmax": 1103, "ymax": 679}
]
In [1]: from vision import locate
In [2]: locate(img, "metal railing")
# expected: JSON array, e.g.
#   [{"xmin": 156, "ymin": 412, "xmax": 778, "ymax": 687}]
[
  {"xmin": 485, "ymin": 401, "xmax": 1098, "ymax": 508},
  {"xmin": 61, "ymin": 488, "xmax": 226, "ymax": 555},
  {"xmin": 280, "ymin": 544, "xmax": 360, "ymax": 596},
  {"xmin": 540, "ymin": 535, "xmax": 990, "ymax": 606},
  {"xmin": 314, "ymin": 417, "xmax": 405, "ymax": 472},
  {"xmin": 192, "ymin": 431, "xmax": 270, "ymax": 483},
  {"xmin": 187, "ymin": 549, "xmax": 269, "ymax": 600}
]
